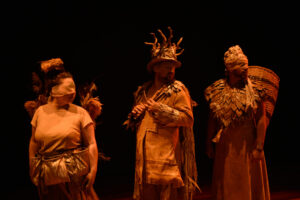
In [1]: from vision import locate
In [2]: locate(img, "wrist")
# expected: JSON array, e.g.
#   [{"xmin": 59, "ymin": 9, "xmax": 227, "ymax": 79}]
[
  {"xmin": 255, "ymin": 142, "xmax": 264, "ymax": 152},
  {"xmin": 89, "ymin": 167, "xmax": 97, "ymax": 176}
]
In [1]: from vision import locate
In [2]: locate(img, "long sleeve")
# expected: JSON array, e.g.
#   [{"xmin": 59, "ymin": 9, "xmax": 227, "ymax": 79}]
[{"xmin": 151, "ymin": 89, "xmax": 193, "ymax": 127}]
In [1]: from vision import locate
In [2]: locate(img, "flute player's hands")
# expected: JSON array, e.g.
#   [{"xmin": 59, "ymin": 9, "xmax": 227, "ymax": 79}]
[
  {"xmin": 145, "ymin": 99, "xmax": 160, "ymax": 113},
  {"xmin": 131, "ymin": 103, "xmax": 147, "ymax": 119}
]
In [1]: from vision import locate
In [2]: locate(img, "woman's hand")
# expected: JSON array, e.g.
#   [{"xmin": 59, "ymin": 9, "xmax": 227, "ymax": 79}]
[
  {"xmin": 83, "ymin": 172, "xmax": 96, "ymax": 190},
  {"xmin": 29, "ymin": 158, "xmax": 35, "ymax": 183},
  {"xmin": 82, "ymin": 124, "xmax": 98, "ymax": 190},
  {"xmin": 251, "ymin": 149, "xmax": 264, "ymax": 161}
]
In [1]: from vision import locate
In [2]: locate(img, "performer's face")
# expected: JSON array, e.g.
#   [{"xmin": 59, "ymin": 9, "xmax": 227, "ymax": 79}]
[
  {"xmin": 55, "ymin": 93, "xmax": 75, "ymax": 106},
  {"xmin": 153, "ymin": 61, "xmax": 176, "ymax": 82},
  {"xmin": 231, "ymin": 62, "xmax": 248, "ymax": 81}
]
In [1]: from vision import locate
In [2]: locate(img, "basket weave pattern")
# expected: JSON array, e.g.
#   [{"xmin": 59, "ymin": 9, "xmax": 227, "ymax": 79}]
[{"xmin": 248, "ymin": 66, "xmax": 280, "ymax": 121}]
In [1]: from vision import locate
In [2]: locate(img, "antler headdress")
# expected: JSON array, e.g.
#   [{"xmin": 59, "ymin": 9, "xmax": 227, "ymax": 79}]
[{"xmin": 145, "ymin": 26, "xmax": 184, "ymax": 72}]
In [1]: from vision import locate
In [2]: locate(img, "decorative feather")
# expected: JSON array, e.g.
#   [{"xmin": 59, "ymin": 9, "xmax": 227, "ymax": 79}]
[
  {"xmin": 40, "ymin": 58, "xmax": 64, "ymax": 73},
  {"xmin": 32, "ymin": 72, "xmax": 43, "ymax": 94},
  {"xmin": 24, "ymin": 100, "xmax": 37, "ymax": 118},
  {"xmin": 79, "ymin": 82, "xmax": 103, "ymax": 121}
]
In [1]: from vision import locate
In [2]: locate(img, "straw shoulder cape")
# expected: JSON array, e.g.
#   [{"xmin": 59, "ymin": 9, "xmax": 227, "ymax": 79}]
[
  {"xmin": 204, "ymin": 78, "xmax": 265, "ymax": 128},
  {"xmin": 204, "ymin": 66, "xmax": 280, "ymax": 142}
]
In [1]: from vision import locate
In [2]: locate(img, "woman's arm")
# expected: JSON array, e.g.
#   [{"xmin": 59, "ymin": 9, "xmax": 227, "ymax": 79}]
[
  {"xmin": 256, "ymin": 101, "xmax": 267, "ymax": 148},
  {"xmin": 252, "ymin": 101, "xmax": 267, "ymax": 160},
  {"xmin": 29, "ymin": 127, "xmax": 39, "ymax": 158},
  {"xmin": 29, "ymin": 127, "xmax": 39, "ymax": 178},
  {"xmin": 206, "ymin": 112, "xmax": 217, "ymax": 159},
  {"xmin": 82, "ymin": 123, "xmax": 98, "ymax": 189}
]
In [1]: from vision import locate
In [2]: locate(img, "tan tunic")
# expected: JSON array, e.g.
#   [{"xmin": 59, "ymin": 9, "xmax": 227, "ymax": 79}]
[
  {"xmin": 31, "ymin": 103, "xmax": 96, "ymax": 200},
  {"xmin": 132, "ymin": 80, "xmax": 195, "ymax": 199},
  {"xmin": 31, "ymin": 103, "xmax": 93, "ymax": 154}
]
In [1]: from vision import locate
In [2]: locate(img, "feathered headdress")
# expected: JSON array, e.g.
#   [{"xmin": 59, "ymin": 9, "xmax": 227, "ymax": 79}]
[
  {"xmin": 40, "ymin": 58, "xmax": 64, "ymax": 73},
  {"xmin": 78, "ymin": 82, "xmax": 103, "ymax": 123},
  {"xmin": 24, "ymin": 58, "xmax": 65, "ymax": 118},
  {"xmin": 24, "ymin": 58, "xmax": 103, "ymax": 124}
]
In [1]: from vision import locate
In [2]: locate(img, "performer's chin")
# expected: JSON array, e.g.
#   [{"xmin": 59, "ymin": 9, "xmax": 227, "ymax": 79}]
[{"xmin": 166, "ymin": 74, "xmax": 175, "ymax": 82}]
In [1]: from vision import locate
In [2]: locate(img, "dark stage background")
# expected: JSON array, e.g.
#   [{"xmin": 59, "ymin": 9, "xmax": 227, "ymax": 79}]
[{"xmin": 2, "ymin": 1, "xmax": 299, "ymax": 199}]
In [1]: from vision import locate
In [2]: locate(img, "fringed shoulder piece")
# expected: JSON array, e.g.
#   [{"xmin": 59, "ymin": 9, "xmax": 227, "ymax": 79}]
[
  {"xmin": 134, "ymin": 80, "xmax": 184, "ymax": 104},
  {"xmin": 204, "ymin": 79, "xmax": 226, "ymax": 104},
  {"xmin": 251, "ymin": 80, "xmax": 267, "ymax": 100},
  {"xmin": 204, "ymin": 78, "xmax": 262, "ymax": 129},
  {"xmin": 174, "ymin": 80, "xmax": 198, "ymax": 107}
]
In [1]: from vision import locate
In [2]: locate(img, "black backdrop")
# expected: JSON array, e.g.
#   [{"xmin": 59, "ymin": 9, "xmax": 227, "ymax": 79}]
[{"xmin": 2, "ymin": 1, "xmax": 299, "ymax": 199}]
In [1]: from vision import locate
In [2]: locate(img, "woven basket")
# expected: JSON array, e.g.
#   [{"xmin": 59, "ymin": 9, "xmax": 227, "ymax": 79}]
[{"xmin": 248, "ymin": 66, "xmax": 280, "ymax": 123}]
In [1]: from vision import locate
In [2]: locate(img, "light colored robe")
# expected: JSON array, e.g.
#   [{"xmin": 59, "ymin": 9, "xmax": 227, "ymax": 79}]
[{"xmin": 129, "ymin": 80, "xmax": 198, "ymax": 200}]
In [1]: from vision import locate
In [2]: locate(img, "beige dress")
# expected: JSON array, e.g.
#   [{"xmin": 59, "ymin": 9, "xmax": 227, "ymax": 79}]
[
  {"xmin": 31, "ymin": 103, "xmax": 97, "ymax": 200},
  {"xmin": 204, "ymin": 78, "xmax": 270, "ymax": 200},
  {"xmin": 212, "ymin": 119, "xmax": 270, "ymax": 200}
]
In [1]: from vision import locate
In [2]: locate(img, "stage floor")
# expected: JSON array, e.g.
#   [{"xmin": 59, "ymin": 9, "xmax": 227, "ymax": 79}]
[
  {"xmin": 98, "ymin": 188, "xmax": 300, "ymax": 200},
  {"xmin": 5, "ymin": 184, "xmax": 300, "ymax": 200}
]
